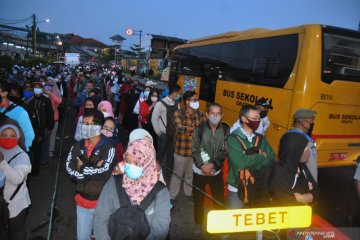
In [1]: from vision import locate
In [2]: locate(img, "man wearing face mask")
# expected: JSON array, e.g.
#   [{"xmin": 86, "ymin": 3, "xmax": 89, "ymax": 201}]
[
  {"xmin": 230, "ymin": 97, "xmax": 273, "ymax": 134},
  {"xmin": 169, "ymin": 91, "xmax": 205, "ymax": 205},
  {"xmin": 72, "ymin": 80, "xmax": 95, "ymax": 108},
  {"xmin": 288, "ymin": 108, "xmax": 318, "ymax": 182},
  {"xmin": 255, "ymin": 97, "xmax": 273, "ymax": 135},
  {"xmin": 30, "ymin": 82, "xmax": 54, "ymax": 168},
  {"xmin": 226, "ymin": 105, "xmax": 275, "ymax": 209},
  {"xmin": 26, "ymin": 82, "xmax": 52, "ymax": 176},
  {"xmin": 191, "ymin": 103, "xmax": 229, "ymax": 236},
  {"xmin": 66, "ymin": 109, "xmax": 117, "ymax": 240},
  {"xmin": 151, "ymin": 84, "xmax": 181, "ymax": 179}
]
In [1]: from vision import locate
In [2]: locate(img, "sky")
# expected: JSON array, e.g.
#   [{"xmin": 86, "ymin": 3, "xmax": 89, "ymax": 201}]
[{"xmin": 1, "ymin": 0, "xmax": 359, "ymax": 50}]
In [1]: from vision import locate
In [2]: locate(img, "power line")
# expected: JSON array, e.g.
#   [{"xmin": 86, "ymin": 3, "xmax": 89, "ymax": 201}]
[{"xmin": 0, "ymin": 16, "xmax": 33, "ymax": 25}]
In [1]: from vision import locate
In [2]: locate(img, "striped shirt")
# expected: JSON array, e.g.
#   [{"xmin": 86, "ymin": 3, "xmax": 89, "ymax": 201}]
[{"xmin": 174, "ymin": 107, "xmax": 205, "ymax": 157}]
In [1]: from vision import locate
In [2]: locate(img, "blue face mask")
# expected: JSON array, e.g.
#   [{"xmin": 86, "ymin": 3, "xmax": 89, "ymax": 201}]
[
  {"xmin": 23, "ymin": 90, "xmax": 33, "ymax": 101},
  {"xmin": 124, "ymin": 163, "xmax": 143, "ymax": 179},
  {"xmin": 175, "ymin": 94, "xmax": 181, "ymax": 103},
  {"xmin": 143, "ymin": 90, "xmax": 150, "ymax": 98}
]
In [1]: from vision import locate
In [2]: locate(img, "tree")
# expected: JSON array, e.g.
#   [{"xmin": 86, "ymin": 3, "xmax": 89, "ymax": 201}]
[{"xmin": 130, "ymin": 43, "xmax": 145, "ymax": 59}]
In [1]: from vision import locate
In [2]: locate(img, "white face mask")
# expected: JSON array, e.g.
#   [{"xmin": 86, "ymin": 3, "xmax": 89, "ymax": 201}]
[
  {"xmin": 151, "ymin": 96, "xmax": 158, "ymax": 103},
  {"xmin": 81, "ymin": 124, "xmax": 102, "ymax": 139},
  {"xmin": 102, "ymin": 112, "xmax": 111, "ymax": 118},
  {"xmin": 34, "ymin": 88, "xmax": 43, "ymax": 95},
  {"xmin": 208, "ymin": 115, "xmax": 221, "ymax": 125},
  {"xmin": 189, "ymin": 101, "xmax": 199, "ymax": 110}
]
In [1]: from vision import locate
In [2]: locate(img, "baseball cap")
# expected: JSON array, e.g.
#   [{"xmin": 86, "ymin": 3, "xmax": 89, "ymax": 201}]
[
  {"xmin": 145, "ymin": 80, "xmax": 157, "ymax": 87},
  {"xmin": 255, "ymin": 97, "xmax": 273, "ymax": 109},
  {"xmin": 293, "ymin": 108, "xmax": 317, "ymax": 120}
]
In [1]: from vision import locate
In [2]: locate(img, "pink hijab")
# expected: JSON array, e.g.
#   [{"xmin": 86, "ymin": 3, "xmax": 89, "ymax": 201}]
[
  {"xmin": 122, "ymin": 139, "xmax": 157, "ymax": 205},
  {"xmin": 98, "ymin": 100, "xmax": 114, "ymax": 118}
]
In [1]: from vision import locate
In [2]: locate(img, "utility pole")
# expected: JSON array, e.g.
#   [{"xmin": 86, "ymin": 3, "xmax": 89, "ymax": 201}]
[
  {"xmin": 139, "ymin": 29, "xmax": 142, "ymax": 49},
  {"xmin": 32, "ymin": 14, "xmax": 37, "ymax": 55}
]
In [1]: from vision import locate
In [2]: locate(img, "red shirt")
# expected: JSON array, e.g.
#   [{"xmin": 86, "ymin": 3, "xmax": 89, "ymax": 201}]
[
  {"xmin": 75, "ymin": 138, "xmax": 100, "ymax": 209},
  {"xmin": 139, "ymin": 101, "xmax": 150, "ymax": 124}
]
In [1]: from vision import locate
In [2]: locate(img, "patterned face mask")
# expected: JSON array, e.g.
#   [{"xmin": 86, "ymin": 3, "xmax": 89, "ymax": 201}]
[{"xmin": 81, "ymin": 124, "xmax": 102, "ymax": 139}]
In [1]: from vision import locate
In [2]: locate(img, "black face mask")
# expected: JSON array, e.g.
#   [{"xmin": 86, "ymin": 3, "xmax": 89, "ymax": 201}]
[
  {"xmin": 8, "ymin": 96, "xmax": 22, "ymax": 105},
  {"xmin": 260, "ymin": 110, "xmax": 268, "ymax": 118},
  {"xmin": 307, "ymin": 122, "xmax": 314, "ymax": 137}
]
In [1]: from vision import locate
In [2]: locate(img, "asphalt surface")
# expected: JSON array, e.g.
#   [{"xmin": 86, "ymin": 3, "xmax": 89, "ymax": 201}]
[{"xmin": 24, "ymin": 90, "xmax": 360, "ymax": 240}]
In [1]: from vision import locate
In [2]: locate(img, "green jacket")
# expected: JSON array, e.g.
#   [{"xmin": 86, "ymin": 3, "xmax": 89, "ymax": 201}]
[
  {"xmin": 192, "ymin": 122, "xmax": 229, "ymax": 171},
  {"xmin": 226, "ymin": 127, "xmax": 275, "ymax": 187}
]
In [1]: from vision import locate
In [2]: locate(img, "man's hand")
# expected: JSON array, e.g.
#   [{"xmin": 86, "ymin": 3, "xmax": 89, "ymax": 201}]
[
  {"xmin": 96, "ymin": 160, "xmax": 104, "ymax": 167},
  {"xmin": 76, "ymin": 157, "xmax": 84, "ymax": 171},
  {"xmin": 259, "ymin": 149, "xmax": 267, "ymax": 158},
  {"xmin": 201, "ymin": 163, "xmax": 215, "ymax": 176},
  {"xmin": 294, "ymin": 193, "xmax": 313, "ymax": 204},
  {"xmin": 186, "ymin": 126, "xmax": 194, "ymax": 134}
]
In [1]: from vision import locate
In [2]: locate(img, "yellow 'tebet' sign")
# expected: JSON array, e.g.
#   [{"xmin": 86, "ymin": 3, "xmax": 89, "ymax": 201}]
[{"xmin": 207, "ymin": 206, "xmax": 312, "ymax": 233}]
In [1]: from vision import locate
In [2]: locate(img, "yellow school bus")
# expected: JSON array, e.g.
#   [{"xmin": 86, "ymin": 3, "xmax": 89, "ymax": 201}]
[{"xmin": 169, "ymin": 24, "xmax": 360, "ymax": 168}]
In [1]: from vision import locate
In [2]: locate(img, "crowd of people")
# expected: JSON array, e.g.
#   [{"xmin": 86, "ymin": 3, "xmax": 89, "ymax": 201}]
[{"xmin": 0, "ymin": 61, "xmax": 352, "ymax": 240}]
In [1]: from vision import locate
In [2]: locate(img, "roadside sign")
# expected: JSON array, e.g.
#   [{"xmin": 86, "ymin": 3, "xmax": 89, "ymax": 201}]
[{"xmin": 207, "ymin": 206, "xmax": 312, "ymax": 234}]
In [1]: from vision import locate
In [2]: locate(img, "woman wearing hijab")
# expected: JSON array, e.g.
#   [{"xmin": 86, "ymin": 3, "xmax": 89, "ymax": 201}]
[
  {"xmin": 0, "ymin": 123, "xmax": 31, "ymax": 240},
  {"xmin": 269, "ymin": 132, "xmax": 319, "ymax": 206},
  {"xmin": 98, "ymin": 100, "xmax": 114, "ymax": 118},
  {"xmin": 101, "ymin": 117, "xmax": 124, "ymax": 165},
  {"xmin": 93, "ymin": 139, "xmax": 171, "ymax": 240}
]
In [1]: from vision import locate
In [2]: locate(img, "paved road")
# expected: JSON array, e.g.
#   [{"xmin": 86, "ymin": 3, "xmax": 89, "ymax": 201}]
[{"xmin": 24, "ymin": 94, "xmax": 360, "ymax": 240}]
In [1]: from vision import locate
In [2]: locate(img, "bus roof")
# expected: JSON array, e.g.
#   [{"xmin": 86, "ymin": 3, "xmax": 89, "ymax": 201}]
[
  {"xmin": 186, "ymin": 28, "xmax": 269, "ymax": 44},
  {"xmin": 174, "ymin": 24, "xmax": 359, "ymax": 51}
]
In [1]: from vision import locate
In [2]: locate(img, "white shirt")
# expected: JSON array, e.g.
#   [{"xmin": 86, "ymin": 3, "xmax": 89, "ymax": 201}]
[
  {"xmin": 354, "ymin": 163, "xmax": 360, "ymax": 181},
  {"xmin": 0, "ymin": 146, "xmax": 31, "ymax": 218},
  {"xmin": 230, "ymin": 117, "xmax": 270, "ymax": 135},
  {"xmin": 228, "ymin": 125, "xmax": 256, "ymax": 192}
]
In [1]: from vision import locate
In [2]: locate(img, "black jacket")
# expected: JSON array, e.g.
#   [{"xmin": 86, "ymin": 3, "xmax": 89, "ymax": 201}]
[
  {"xmin": 269, "ymin": 132, "xmax": 319, "ymax": 206},
  {"xmin": 66, "ymin": 135, "xmax": 117, "ymax": 200}
]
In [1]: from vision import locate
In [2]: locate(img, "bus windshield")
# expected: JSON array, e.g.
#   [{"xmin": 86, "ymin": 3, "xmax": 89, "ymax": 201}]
[{"xmin": 323, "ymin": 28, "xmax": 360, "ymax": 83}]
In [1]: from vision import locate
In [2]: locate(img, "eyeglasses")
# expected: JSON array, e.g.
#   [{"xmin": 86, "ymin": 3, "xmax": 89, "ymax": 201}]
[
  {"xmin": 102, "ymin": 127, "xmax": 114, "ymax": 133},
  {"xmin": 82, "ymin": 122, "xmax": 93, "ymax": 126}
]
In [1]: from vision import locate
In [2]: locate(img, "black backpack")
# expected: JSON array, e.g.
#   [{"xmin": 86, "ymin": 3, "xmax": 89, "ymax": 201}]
[
  {"xmin": 0, "ymin": 104, "xmax": 17, "ymax": 123},
  {"xmin": 108, "ymin": 175, "xmax": 166, "ymax": 240},
  {"xmin": 159, "ymin": 99, "xmax": 178, "ymax": 139}
]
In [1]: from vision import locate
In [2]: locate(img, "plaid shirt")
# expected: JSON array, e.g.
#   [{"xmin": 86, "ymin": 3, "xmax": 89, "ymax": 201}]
[{"xmin": 174, "ymin": 107, "xmax": 205, "ymax": 157}]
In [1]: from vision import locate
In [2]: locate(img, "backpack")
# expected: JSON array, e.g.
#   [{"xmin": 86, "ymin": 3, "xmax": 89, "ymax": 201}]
[
  {"xmin": 108, "ymin": 175, "xmax": 166, "ymax": 240},
  {"xmin": 0, "ymin": 104, "xmax": 17, "ymax": 123},
  {"xmin": 159, "ymin": 99, "xmax": 178, "ymax": 139},
  {"xmin": 228, "ymin": 133, "xmax": 272, "ymax": 208}
]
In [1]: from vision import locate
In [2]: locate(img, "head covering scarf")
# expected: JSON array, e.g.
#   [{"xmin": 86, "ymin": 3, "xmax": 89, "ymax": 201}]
[
  {"xmin": 122, "ymin": 139, "xmax": 157, "ymax": 205},
  {"xmin": 278, "ymin": 132, "xmax": 309, "ymax": 175},
  {"xmin": 128, "ymin": 128, "xmax": 153, "ymax": 145},
  {"xmin": 0, "ymin": 124, "xmax": 20, "ymax": 139},
  {"xmin": 47, "ymin": 77, "xmax": 62, "ymax": 99},
  {"xmin": 98, "ymin": 100, "xmax": 114, "ymax": 118}
]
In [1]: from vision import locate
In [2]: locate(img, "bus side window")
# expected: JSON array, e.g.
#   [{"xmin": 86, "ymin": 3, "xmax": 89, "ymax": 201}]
[{"xmin": 200, "ymin": 63, "xmax": 220, "ymax": 102}]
